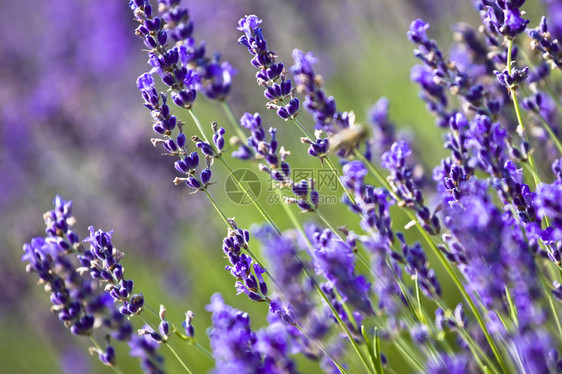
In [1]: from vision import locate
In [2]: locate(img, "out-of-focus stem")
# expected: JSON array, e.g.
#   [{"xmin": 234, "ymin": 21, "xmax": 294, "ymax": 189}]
[{"xmin": 507, "ymin": 39, "xmax": 541, "ymax": 187}]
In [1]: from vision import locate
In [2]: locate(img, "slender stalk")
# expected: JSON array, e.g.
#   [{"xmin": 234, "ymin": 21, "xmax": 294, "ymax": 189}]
[
  {"xmin": 202, "ymin": 188, "xmax": 280, "ymax": 288},
  {"xmin": 221, "ymin": 101, "xmax": 248, "ymax": 142},
  {"xmin": 193, "ymin": 342, "xmax": 215, "ymax": 361},
  {"xmin": 506, "ymin": 39, "xmax": 541, "ymax": 187},
  {"xmin": 166, "ymin": 343, "xmax": 194, "ymax": 374},
  {"xmin": 535, "ymin": 111, "xmax": 562, "ymax": 156},
  {"xmin": 189, "ymin": 107, "xmax": 283, "ymax": 236},
  {"xmin": 392, "ymin": 337, "xmax": 425, "ymax": 372},
  {"xmin": 188, "ymin": 107, "xmax": 212, "ymax": 146}
]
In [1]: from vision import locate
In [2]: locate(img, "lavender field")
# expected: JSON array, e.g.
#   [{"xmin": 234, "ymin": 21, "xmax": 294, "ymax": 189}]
[{"xmin": 4, "ymin": 0, "xmax": 562, "ymax": 372}]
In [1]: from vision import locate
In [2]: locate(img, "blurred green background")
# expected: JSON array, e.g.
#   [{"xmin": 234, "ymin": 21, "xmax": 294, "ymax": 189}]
[{"xmin": 0, "ymin": 0, "xmax": 546, "ymax": 372}]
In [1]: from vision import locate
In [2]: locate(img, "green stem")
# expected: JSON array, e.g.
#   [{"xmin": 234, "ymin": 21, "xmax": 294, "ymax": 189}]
[
  {"xmin": 189, "ymin": 107, "xmax": 283, "ymax": 235},
  {"xmin": 535, "ymin": 111, "xmax": 562, "ymax": 156},
  {"xmin": 216, "ymin": 157, "xmax": 282, "ymax": 235},
  {"xmin": 506, "ymin": 39, "xmax": 541, "ymax": 187},
  {"xmin": 202, "ymin": 188, "xmax": 279, "ymax": 287},
  {"xmin": 221, "ymin": 101, "xmax": 248, "ymax": 142},
  {"xmin": 193, "ymin": 342, "xmax": 215, "ymax": 361},
  {"xmin": 188, "ymin": 108, "xmax": 212, "ymax": 145},
  {"xmin": 202, "ymin": 188, "xmax": 229, "ymax": 225},
  {"xmin": 165, "ymin": 343, "xmax": 193, "ymax": 374},
  {"xmin": 392, "ymin": 337, "xmax": 425, "ymax": 372}
]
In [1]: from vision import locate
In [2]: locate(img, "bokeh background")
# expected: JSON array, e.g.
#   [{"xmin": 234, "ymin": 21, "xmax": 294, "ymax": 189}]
[{"xmin": 0, "ymin": 0, "xmax": 548, "ymax": 372}]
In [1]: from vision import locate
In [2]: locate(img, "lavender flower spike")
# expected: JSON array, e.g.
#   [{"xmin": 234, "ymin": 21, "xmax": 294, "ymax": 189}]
[
  {"xmin": 80, "ymin": 227, "xmax": 144, "ymax": 316},
  {"xmin": 206, "ymin": 293, "xmax": 264, "ymax": 373},
  {"xmin": 237, "ymin": 15, "xmax": 300, "ymax": 120}
]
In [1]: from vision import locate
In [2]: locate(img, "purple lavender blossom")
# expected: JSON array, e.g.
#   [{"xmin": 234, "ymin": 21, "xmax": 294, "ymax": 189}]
[
  {"xmin": 222, "ymin": 219, "xmax": 269, "ymax": 302},
  {"xmin": 130, "ymin": 0, "xmax": 235, "ymax": 103},
  {"xmin": 234, "ymin": 112, "xmax": 319, "ymax": 212},
  {"xmin": 137, "ymin": 72, "xmax": 216, "ymax": 192},
  {"xmin": 382, "ymin": 141, "xmax": 441, "ymax": 234},
  {"xmin": 237, "ymin": 15, "xmax": 300, "ymax": 120},
  {"xmin": 397, "ymin": 233, "xmax": 442, "ymax": 299},
  {"xmin": 23, "ymin": 197, "xmax": 140, "ymax": 368},
  {"xmin": 308, "ymin": 226, "xmax": 374, "ymax": 316},
  {"xmin": 478, "ymin": 0, "xmax": 529, "ymax": 39},
  {"xmin": 23, "ymin": 197, "xmax": 95, "ymax": 336},
  {"xmin": 206, "ymin": 293, "xmax": 264, "ymax": 373},
  {"xmin": 292, "ymin": 49, "xmax": 351, "ymax": 133},
  {"xmin": 81, "ymin": 227, "xmax": 144, "ymax": 316},
  {"xmin": 528, "ymin": 16, "xmax": 562, "ymax": 68},
  {"xmin": 543, "ymin": 0, "xmax": 562, "ymax": 40}
]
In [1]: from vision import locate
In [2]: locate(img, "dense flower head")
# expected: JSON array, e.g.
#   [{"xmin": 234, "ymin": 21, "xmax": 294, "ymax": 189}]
[
  {"xmin": 23, "ymin": 197, "xmax": 140, "ymax": 368},
  {"xmin": 81, "ymin": 227, "xmax": 144, "ymax": 316},
  {"xmin": 308, "ymin": 225, "xmax": 374, "ymax": 316},
  {"xmin": 292, "ymin": 49, "xmax": 350, "ymax": 134},
  {"xmin": 136, "ymin": 70, "xmax": 217, "ymax": 193},
  {"xmin": 22, "ymin": 237, "xmax": 95, "ymax": 335},
  {"xmin": 237, "ymin": 15, "xmax": 300, "ymax": 120},
  {"xmin": 383, "ymin": 141, "xmax": 440, "ymax": 234},
  {"xmin": 397, "ymin": 234, "xmax": 442, "ymax": 299},
  {"xmin": 528, "ymin": 16, "xmax": 562, "ymax": 68},
  {"xmin": 207, "ymin": 293, "xmax": 264, "ymax": 373},
  {"xmin": 479, "ymin": 0, "xmax": 529, "ymax": 39},
  {"xmin": 222, "ymin": 220, "xmax": 269, "ymax": 302},
  {"xmin": 23, "ymin": 197, "xmax": 97, "ymax": 336},
  {"xmin": 130, "ymin": 0, "xmax": 235, "ymax": 105}
]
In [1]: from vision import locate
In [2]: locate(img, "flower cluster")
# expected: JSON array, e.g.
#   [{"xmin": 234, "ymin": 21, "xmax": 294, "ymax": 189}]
[
  {"xmin": 130, "ymin": 0, "xmax": 235, "ymax": 105},
  {"xmin": 22, "ymin": 197, "xmax": 165, "ymax": 371},
  {"xmin": 222, "ymin": 219, "xmax": 269, "ymax": 302},
  {"xmin": 237, "ymin": 15, "xmax": 300, "ymax": 120},
  {"xmin": 80, "ymin": 227, "xmax": 144, "ymax": 316},
  {"xmin": 137, "ymin": 72, "xmax": 214, "ymax": 192}
]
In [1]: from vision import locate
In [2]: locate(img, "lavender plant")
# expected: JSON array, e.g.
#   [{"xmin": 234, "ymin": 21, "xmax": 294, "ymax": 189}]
[{"xmin": 17, "ymin": 0, "xmax": 562, "ymax": 373}]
